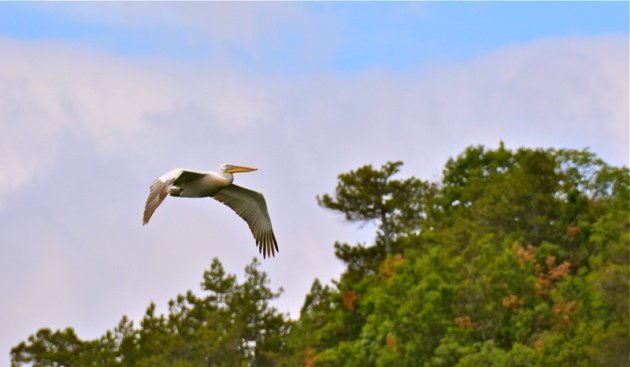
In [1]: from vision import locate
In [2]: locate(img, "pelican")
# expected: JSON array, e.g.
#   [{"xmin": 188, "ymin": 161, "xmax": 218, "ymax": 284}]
[{"xmin": 143, "ymin": 164, "xmax": 278, "ymax": 258}]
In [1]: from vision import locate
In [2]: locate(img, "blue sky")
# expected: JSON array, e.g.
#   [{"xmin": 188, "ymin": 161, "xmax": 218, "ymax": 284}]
[
  {"xmin": 0, "ymin": 2, "xmax": 627, "ymax": 72},
  {"xmin": 0, "ymin": 2, "xmax": 627, "ymax": 365}
]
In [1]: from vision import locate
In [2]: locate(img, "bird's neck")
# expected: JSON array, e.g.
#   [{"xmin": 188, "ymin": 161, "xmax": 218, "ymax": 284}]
[{"xmin": 218, "ymin": 172, "xmax": 234, "ymax": 185}]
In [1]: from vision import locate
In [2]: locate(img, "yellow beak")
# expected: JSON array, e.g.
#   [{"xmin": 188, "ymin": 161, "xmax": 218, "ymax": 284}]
[{"xmin": 225, "ymin": 165, "xmax": 258, "ymax": 174}]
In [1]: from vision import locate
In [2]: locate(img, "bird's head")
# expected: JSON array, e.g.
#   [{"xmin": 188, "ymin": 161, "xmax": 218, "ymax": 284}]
[{"xmin": 220, "ymin": 164, "xmax": 258, "ymax": 174}]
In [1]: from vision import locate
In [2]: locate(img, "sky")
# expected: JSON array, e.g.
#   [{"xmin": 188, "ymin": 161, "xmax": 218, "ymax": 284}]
[{"xmin": 0, "ymin": 2, "xmax": 628, "ymax": 363}]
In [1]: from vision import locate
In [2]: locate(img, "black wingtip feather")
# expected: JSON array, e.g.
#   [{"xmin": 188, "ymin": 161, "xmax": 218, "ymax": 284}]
[{"xmin": 272, "ymin": 232, "xmax": 278, "ymax": 253}]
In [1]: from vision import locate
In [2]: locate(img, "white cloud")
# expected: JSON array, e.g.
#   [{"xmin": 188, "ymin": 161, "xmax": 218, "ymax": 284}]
[
  {"xmin": 0, "ymin": 34, "xmax": 627, "ymax": 364},
  {"xmin": 29, "ymin": 2, "xmax": 335, "ymax": 59},
  {"xmin": 0, "ymin": 39, "xmax": 175, "ymax": 207},
  {"xmin": 407, "ymin": 35, "xmax": 629, "ymax": 167}
]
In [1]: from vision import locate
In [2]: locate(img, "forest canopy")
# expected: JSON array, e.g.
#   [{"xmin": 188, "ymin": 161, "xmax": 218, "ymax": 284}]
[{"xmin": 11, "ymin": 144, "xmax": 629, "ymax": 366}]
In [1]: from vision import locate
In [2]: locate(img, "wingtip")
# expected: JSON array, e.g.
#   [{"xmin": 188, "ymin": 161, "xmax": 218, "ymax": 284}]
[{"xmin": 257, "ymin": 237, "xmax": 279, "ymax": 259}]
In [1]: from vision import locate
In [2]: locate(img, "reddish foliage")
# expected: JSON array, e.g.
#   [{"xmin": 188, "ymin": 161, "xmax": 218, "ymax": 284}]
[
  {"xmin": 549, "ymin": 261, "xmax": 571, "ymax": 280},
  {"xmin": 502, "ymin": 294, "xmax": 524, "ymax": 310},
  {"xmin": 383, "ymin": 254, "xmax": 405, "ymax": 279},
  {"xmin": 512, "ymin": 243, "xmax": 535, "ymax": 265},
  {"xmin": 454, "ymin": 315, "xmax": 475, "ymax": 330},
  {"xmin": 342, "ymin": 291, "xmax": 359, "ymax": 311},
  {"xmin": 535, "ymin": 256, "xmax": 572, "ymax": 295},
  {"xmin": 552, "ymin": 299, "xmax": 577, "ymax": 327},
  {"xmin": 383, "ymin": 259, "xmax": 394, "ymax": 279},
  {"xmin": 385, "ymin": 334, "xmax": 397, "ymax": 351},
  {"xmin": 304, "ymin": 346, "xmax": 318, "ymax": 367},
  {"xmin": 566, "ymin": 225, "xmax": 581, "ymax": 238}
]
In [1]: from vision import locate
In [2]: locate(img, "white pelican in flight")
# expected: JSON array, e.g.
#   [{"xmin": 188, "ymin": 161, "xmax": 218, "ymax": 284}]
[{"xmin": 143, "ymin": 164, "xmax": 278, "ymax": 258}]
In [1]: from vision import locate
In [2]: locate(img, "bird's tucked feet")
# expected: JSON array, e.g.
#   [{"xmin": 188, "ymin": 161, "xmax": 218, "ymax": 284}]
[{"xmin": 169, "ymin": 186, "xmax": 183, "ymax": 197}]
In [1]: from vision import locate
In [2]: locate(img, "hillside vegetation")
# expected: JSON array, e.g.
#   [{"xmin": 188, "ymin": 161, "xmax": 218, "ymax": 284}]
[{"xmin": 12, "ymin": 144, "xmax": 629, "ymax": 366}]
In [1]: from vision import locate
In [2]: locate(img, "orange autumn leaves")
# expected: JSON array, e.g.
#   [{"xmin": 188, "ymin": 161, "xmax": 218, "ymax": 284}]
[
  {"xmin": 511, "ymin": 243, "xmax": 571, "ymax": 296},
  {"xmin": 455, "ymin": 242, "xmax": 575, "ymax": 331}
]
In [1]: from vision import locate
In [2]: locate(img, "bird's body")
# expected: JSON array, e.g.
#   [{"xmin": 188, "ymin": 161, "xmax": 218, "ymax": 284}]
[
  {"xmin": 143, "ymin": 164, "xmax": 278, "ymax": 258},
  {"xmin": 159, "ymin": 169, "xmax": 232, "ymax": 197}
]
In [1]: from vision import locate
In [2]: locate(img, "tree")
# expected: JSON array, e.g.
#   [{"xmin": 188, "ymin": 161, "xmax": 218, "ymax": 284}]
[
  {"xmin": 296, "ymin": 145, "xmax": 629, "ymax": 366},
  {"xmin": 12, "ymin": 258, "xmax": 290, "ymax": 367},
  {"xmin": 317, "ymin": 161, "xmax": 434, "ymax": 255}
]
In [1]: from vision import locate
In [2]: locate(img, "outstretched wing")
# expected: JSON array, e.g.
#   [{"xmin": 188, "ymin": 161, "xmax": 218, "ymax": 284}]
[
  {"xmin": 143, "ymin": 169, "xmax": 206, "ymax": 225},
  {"xmin": 143, "ymin": 177, "xmax": 173, "ymax": 225},
  {"xmin": 212, "ymin": 184, "xmax": 279, "ymax": 258}
]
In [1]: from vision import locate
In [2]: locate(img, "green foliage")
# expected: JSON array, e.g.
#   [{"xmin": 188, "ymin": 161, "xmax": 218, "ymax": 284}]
[
  {"xmin": 12, "ymin": 258, "xmax": 290, "ymax": 367},
  {"xmin": 317, "ymin": 161, "xmax": 435, "ymax": 254},
  {"xmin": 12, "ymin": 144, "xmax": 628, "ymax": 367},
  {"xmin": 295, "ymin": 145, "xmax": 629, "ymax": 366}
]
